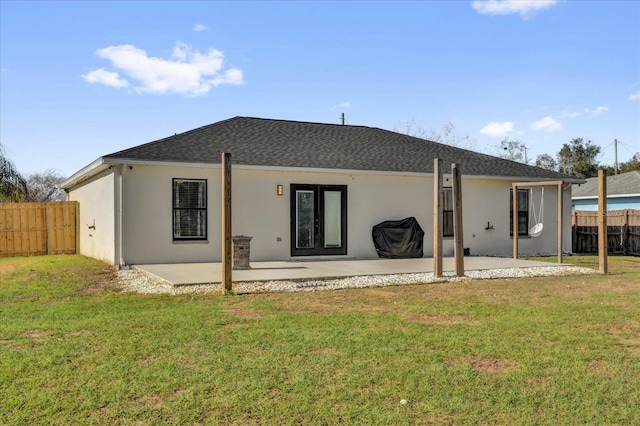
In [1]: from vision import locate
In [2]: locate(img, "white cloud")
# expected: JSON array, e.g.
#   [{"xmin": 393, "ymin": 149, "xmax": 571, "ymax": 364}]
[
  {"xmin": 471, "ymin": 0, "xmax": 558, "ymax": 19},
  {"xmin": 84, "ymin": 42, "xmax": 243, "ymax": 96},
  {"xmin": 557, "ymin": 110, "xmax": 580, "ymax": 119},
  {"xmin": 629, "ymin": 91, "xmax": 640, "ymax": 101},
  {"xmin": 81, "ymin": 68, "xmax": 129, "ymax": 88},
  {"xmin": 584, "ymin": 105, "xmax": 608, "ymax": 116},
  {"xmin": 193, "ymin": 24, "xmax": 208, "ymax": 32},
  {"xmin": 556, "ymin": 106, "xmax": 608, "ymax": 119},
  {"xmin": 530, "ymin": 116, "xmax": 562, "ymax": 132},
  {"xmin": 330, "ymin": 102, "xmax": 351, "ymax": 110},
  {"xmin": 479, "ymin": 121, "xmax": 514, "ymax": 137}
]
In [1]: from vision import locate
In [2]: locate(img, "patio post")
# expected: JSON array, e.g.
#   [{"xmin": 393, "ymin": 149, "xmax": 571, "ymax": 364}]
[
  {"xmin": 512, "ymin": 183, "xmax": 519, "ymax": 259},
  {"xmin": 221, "ymin": 152, "xmax": 232, "ymax": 293},
  {"xmin": 598, "ymin": 169, "xmax": 608, "ymax": 274},
  {"xmin": 452, "ymin": 163, "xmax": 464, "ymax": 276},
  {"xmin": 557, "ymin": 182, "xmax": 563, "ymax": 264},
  {"xmin": 433, "ymin": 158, "xmax": 443, "ymax": 278}
]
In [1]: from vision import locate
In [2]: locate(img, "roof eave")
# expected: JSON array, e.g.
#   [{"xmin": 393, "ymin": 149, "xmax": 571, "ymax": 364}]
[
  {"xmin": 61, "ymin": 157, "xmax": 112, "ymax": 189},
  {"xmin": 572, "ymin": 193, "xmax": 640, "ymax": 200}
]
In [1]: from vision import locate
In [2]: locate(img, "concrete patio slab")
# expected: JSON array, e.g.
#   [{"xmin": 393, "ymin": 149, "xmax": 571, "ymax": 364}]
[{"xmin": 134, "ymin": 257, "xmax": 564, "ymax": 286}]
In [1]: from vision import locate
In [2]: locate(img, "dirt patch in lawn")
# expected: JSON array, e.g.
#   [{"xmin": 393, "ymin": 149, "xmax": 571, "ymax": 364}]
[
  {"xmin": 468, "ymin": 358, "xmax": 516, "ymax": 373},
  {"xmin": 446, "ymin": 357, "xmax": 517, "ymax": 373},
  {"xmin": 606, "ymin": 319, "xmax": 640, "ymax": 353},
  {"xmin": 588, "ymin": 360, "xmax": 615, "ymax": 379},
  {"xmin": 136, "ymin": 395, "xmax": 164, "ymax": 409},
  {"xmin": 0, "ymin": 259, "xmax": 26, "ymax": 274},
  {"xmin": 68, "ymin": 329, "xmax": 93, "ymax": 337},
  {"xmin": 25, "ymin": 329, "xmax": 51, "ymax": 340},
  {"xmin": 74, "ymin": 266, "xmax": 119, "ymax": 296}
]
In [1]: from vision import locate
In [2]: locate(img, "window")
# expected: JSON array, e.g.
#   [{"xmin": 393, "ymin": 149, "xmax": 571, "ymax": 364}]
[
  {"xmin": 173, "ymin": 179, "xmax": 207, "ymax": 240},
  {"xmin": 443, "ymin": 187, "xmax": 453, "ymax": 237},
  {"xmin": 510, "ymin": 189, "xmax": 529, "ymax": 236}
]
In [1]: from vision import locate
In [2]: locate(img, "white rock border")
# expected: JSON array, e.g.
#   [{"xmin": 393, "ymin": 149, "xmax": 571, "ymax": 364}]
[{"xmin": 117, "ymin": 265, "xmax": 597, "ymax": 295}]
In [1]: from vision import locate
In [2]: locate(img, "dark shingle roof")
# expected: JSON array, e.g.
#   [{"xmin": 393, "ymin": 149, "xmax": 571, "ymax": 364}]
[
  {"xmin": 572, "ymin": 170, "xmax": 640, "ymax": 197},
  {"xmin": 105, "ymin": 116, "xmax": 579, "ymax": 180}
]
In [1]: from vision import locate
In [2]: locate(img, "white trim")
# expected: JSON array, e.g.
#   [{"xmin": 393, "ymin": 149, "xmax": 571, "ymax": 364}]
[
  {"xmin": 64, "ymin": 156, "xmax": 586, "ymax": 190},
  {"xmin": 105, "ymin": 158, "xmax": 587, "ymax": 182},
  {"xmin": 572, "ymin": 193, "xmax": 640, "ymax": 200},
  {"xmin": 106, "ymin": 158, "xmax": 218, "ymax": 169},
  {"xmin": 61, "ymin": 157, "xmax": 109, "ymax": 189}
]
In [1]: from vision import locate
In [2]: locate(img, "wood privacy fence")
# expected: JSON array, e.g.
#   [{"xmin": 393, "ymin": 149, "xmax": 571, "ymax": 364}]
[
  {"xmin": 572, "ymin": 209, "xmax": 640, "ymax": 256},
  {"xmin": 0, "ymin": 202, "xmax": 78, "ymax": 258}
]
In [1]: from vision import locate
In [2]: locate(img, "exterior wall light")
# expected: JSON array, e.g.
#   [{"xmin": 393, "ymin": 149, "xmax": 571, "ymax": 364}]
[{"xmin": 277, "ymin": 184, "xmax": 284, "ymax": 196}]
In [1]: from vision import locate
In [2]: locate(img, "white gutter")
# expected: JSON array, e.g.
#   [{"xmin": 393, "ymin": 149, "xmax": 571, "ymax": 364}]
[
  {"xmin": 117, "ymin": 164, "xmax": 126, "ymax": 268},
  {"xmin": 89, "ymin": 156, "xmax": 586, "ymax": 184},
  {"xmin": 573, "ymin": 193, "xmax": 640, "ymax": 200},
  {"xmin": 61, "ymin": 157, "xmax": 109, "ymax": 189}
]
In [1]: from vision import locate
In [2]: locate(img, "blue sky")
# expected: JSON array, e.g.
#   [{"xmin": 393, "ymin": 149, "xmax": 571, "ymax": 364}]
[{"xmin": 1, "ymin": 0, "xmax": 639, "ymax": 177}]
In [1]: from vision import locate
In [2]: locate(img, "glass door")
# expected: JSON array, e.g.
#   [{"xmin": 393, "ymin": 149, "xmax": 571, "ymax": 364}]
[{"xmin": 290, "ymin": 184, "xmax": 347, "ymax": 256}]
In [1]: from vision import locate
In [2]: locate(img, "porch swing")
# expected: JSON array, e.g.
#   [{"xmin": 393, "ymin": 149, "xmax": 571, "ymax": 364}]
[
  {"xmin": 528, "ymin": 187, "xmax": 544, "ymax": 238},
  {"xmin": 512, "ymin": 179, "xmax": 564, "ymax": 263}
]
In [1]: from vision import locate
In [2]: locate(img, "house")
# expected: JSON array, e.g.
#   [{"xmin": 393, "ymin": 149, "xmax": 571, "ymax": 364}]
[
  {"xmin": 62, "ymin": 117, "xmax": 583, "ymax": 267},
  {"xmin": 572, "ymin": 171, "xmax": 640, "ymax": 211}
]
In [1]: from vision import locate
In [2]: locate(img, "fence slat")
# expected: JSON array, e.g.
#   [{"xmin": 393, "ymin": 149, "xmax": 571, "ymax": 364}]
[
  {"xmin": 0, "ymin": 202, "xmax": 78, "ymax": 257},
  {"xmin": 573, "ymin": 209, "xmax": 640, "ymax": 256}
]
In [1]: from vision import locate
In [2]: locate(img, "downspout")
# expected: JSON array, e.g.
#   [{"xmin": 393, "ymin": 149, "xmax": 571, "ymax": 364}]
[{"xmin": 118, "ymin": 164, "xmax": 126, "ymax": 268}]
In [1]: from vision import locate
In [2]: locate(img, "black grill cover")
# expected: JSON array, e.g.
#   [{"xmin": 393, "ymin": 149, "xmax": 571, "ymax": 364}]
[{"xmin": 372, "ymin": 217, "xmax": 424, "ymax": 259}]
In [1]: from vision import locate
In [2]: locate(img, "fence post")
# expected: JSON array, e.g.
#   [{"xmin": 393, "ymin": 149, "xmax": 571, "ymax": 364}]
[
  {"xmin": 75, "ymin": 201, "xmax": 80, "ymax": 255},
  {"xmin": 624, "ymin": 209, "xmax": 630, "ymax": 255},
  {"xmin": 571, "ymin": 210, "xmax": 578, "ymax": 253},
  {"xmin": 45, "ymin": 203, "xmax": 52, "ymax": 255}
]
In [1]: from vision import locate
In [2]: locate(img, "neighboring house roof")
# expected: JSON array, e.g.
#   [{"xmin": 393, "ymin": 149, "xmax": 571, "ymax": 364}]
[
  {"xmin": 572, "ymin": 171, "xmax": 640, "ymax": 199},
  {"xmin": 64, "ymin": 117, "xmax": 582, "ymax": 188}
]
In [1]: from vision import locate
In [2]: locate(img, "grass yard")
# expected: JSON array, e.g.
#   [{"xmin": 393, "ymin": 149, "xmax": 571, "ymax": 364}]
[{"xmin": 1, "ymin": 255, "xmax": 639, "ymax": 425}]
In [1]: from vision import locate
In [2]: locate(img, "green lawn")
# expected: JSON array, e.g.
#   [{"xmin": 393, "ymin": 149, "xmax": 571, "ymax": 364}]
[{"xmin": 1, "ymin": 255, "xmax": 639, "ymax": 425}]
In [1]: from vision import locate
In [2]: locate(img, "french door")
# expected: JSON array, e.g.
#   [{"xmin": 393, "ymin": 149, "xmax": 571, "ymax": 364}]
[{"xmin": 290, "ymin": 184, "xmax": 347, "ymax": 256}]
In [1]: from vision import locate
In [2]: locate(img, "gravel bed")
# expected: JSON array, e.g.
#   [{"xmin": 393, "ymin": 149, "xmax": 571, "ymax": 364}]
[{"xmin": 117, "ymin": 265, "xmax": 597, "ymax": 295}]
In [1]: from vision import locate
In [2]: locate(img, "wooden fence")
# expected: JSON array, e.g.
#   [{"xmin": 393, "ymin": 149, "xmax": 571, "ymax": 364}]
[
  {"xmin": 572, "ymin": 209, "xmax": 640, "ymax": 256},
  {"xmin": 0, "ymin": 202, "xmax": 78, "ymax": 258}
]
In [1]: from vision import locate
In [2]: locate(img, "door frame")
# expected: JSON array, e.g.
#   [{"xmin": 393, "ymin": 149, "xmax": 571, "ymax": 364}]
[{"xmin": 290, "ymin": 184, "xmax": 348, "ymax": 256}]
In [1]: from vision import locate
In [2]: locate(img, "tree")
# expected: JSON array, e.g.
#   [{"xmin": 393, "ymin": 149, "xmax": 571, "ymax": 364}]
[
  {"xmin": 26, "ymin": 169, "xmax": 67, "ymax": 202},
  {"xmin": 556, "ymin": 138, "xmax": 601, "ymax": 178},
  {"xmin": 0, "ymin": 144, "xmax": 27, "ymax": 202},
  {"xmin": 618, "ymin": 152, "xmax": 640, "ymax": 173},
  {"xmin": 535, "ymin": 153, "xmax": 558, "ymax": 171},
  {"xmin": 497, "ymin": 138, "xmax": 529, "ymax": 164},
  {"xmin": 602, "ymin": 153, "xmax": 639, "ymax": 176},
  {"xmin": 396, "ymin": 119, "xmax": 476, "ymax": 150}
]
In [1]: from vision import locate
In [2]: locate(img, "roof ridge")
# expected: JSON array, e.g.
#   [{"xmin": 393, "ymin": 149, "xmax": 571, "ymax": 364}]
[{"xmin": 237, "ymin": 115, "xmax": 391, "ymax": 132}]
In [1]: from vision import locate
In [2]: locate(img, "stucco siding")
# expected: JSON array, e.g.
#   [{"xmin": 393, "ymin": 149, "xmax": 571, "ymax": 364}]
[
  {"xmin": 117, "ymin": 164, "xmax": 574, "ymax": 265},
  {"xmin": 121, "ymin": 166, "xmax": 217, "ymax": 264},
  {"xmin": 67, "ymin": 169, "xmax": 117, "ymax": 264}
]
